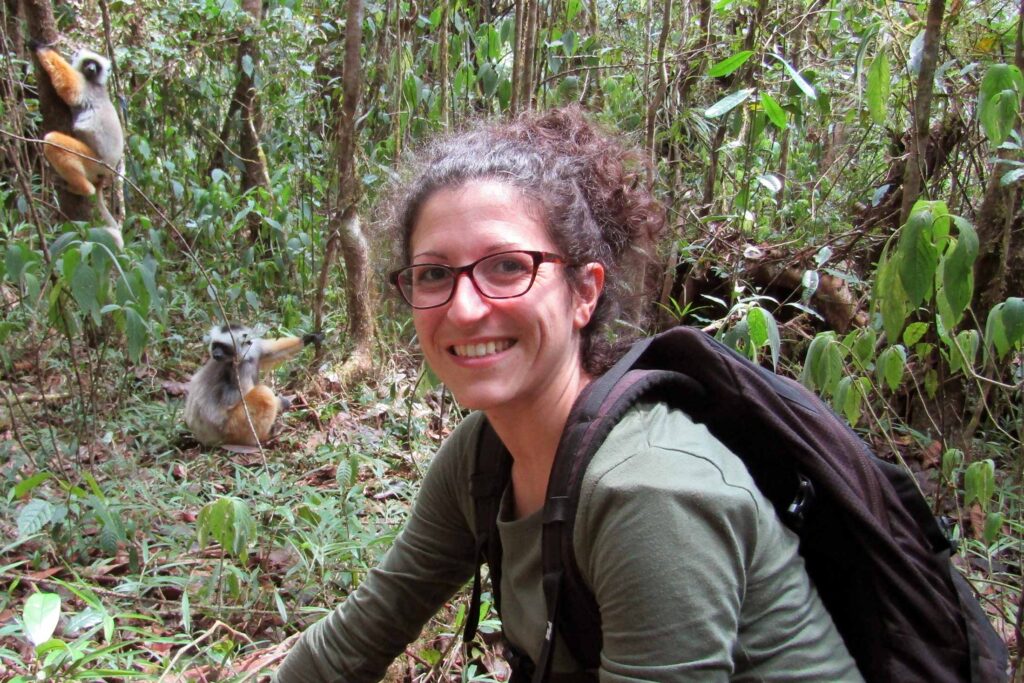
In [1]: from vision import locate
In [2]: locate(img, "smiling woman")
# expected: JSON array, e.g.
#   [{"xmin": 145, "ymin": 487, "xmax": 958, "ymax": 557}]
[{"xmin": 273, "ymin": 107, "xmax": 863, "ymax": 683}]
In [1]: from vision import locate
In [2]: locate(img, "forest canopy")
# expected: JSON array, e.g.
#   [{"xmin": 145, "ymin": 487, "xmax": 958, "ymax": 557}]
[{"xmin": 0, "ymin": 0, "xmax": 1021, "ymax": 679}]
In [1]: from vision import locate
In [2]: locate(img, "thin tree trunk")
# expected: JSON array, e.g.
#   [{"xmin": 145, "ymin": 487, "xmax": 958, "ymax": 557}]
[
  {"xmin": 644, "ymin": 0, "xmax": 672, "ymax": 176},
  {"xmin": 439, "ymin": 0, "xmax": 450, "ymax": 127},
  {"xmin": 236, "ymin": 0, "xmax": 272, "ymax": 243},
  {"xmin": 313, "ymin": 0, "xmax": 373, "ymax": 384},
  {"xmin": 511, "ymin": 0, "xmax": 525, "ymax": 113},
  {"xmin": 972, "ymin": 0, "xmax": 1024, "ymax": 313},
  {"xmin": 22, "ymin": 0, "xmax": 92, "ymax": 224},
  {"xmin": 899, "ymin": 0, "xmax": 945, "ymax": 225}
]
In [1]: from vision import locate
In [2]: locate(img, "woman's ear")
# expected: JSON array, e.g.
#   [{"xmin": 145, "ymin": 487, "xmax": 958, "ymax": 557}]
[{"xmin": 573, "ymin": 262, "xmax": 605, "ymax": 329}]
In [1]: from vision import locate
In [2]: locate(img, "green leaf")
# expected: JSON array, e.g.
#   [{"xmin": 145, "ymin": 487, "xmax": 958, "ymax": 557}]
[
  {"xmin": 983, "ymin": 512, "xmax": 1005, "ymax": 545},
  {"xmin": 942, "ymin": 448, "xmax": 964, "ymax": 482},
  {"xmin": 964, "ymin": 459, "xmax": 995, "ymax": 508},
  {"xmin": 17, "ymin": 499, "xmax": 54, "ymax": 537},
  {"xmin": 801, "ymin": 331, "xmax": 836, "ymax": 391},
  {"xmin": 897, "ymin": 202, "xmax": 940, "ymax": 307},
  {"xmin": 985, "ymin": 302, "xmax": 1010, "ymax": 359},
  {"xmin": 197, "ymin": 497, "xmax": 256, "ymax": 563},
  {"xmin": 902, "ymin": 322, "xmax": 929, "ymax": 346},
  {"xmin": 877, "ymin": 345, "xmax": 906, "ymax": 392},
  {"xmin": 923, "ymin": 368, "xmax": 939, "ymax": 398},
  {"xmin": 760, "ymin": 92, "xmax": 787, "ymax": 129},
  {"xmin": 1002, "ymin": 297, "xmax": 1024, "ymax": 345},
  {"xmin": 125, "ymin": 307, "xmax": 148, "ymax": 364},
  {"xmin": 874, "ymin": 253, "xmax": 908, "ymax": 342},
  {"xmin": 71, "ymin": 263, "xmax": 98, "ymax": 314},
  {"xmin": 866, "ymin": 51, "xmax": 890, "ymax": 124},
  {"xmin": 947, "ymin": 329, "xmax": 979, "ymax": 375},
  {"xmin": 979, "ymin": 64, "xmax": 1024, "ymax": 145},
  {"xmin": 940, "ymin": 219, "xmax": 978, "ymax": 329},
  {"xmin": 747, "ymin": 306, "xmax": 768, "ymax": 345},
  {"xmin": 771, "ymin": 53, "xmax": 816, "ymax": 99},
  {"xmin": 23, "ymin": 592, "xmax": 61, "ymax": 646},
  {"xmin": 705, "ymin": 88, "xmax": 754, "ymax": 118},
  {"xmin": 13, "ymin": 472, "xmax": 53, "ymax": 499},
  {"xmin": 851, "ymin": 328, "xmax": 877, "ymax": 368},
  {"xmin": 708, "ymin": 50, "xmax": 754, "ymax": 78}
]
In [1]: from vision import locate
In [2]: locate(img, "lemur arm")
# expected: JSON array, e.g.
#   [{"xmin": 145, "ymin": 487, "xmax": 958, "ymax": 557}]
[
  {"xmin": 33, "ymin": 45, "xmax": 85, "ymax": 107},
  {"xmin": 256, "ymin": 333, "xmax": 321, "ymax": 371}
]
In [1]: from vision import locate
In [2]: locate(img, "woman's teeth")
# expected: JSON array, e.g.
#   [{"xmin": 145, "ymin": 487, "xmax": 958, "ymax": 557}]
[{"xmin": 452, "ymin": 340, "xmax": 513, "ymax": 358}]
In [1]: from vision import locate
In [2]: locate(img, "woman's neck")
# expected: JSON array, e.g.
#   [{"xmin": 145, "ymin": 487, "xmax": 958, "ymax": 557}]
[{"xmin": 484, "ymin": 364, "xmax": 591, "ymax": 518}]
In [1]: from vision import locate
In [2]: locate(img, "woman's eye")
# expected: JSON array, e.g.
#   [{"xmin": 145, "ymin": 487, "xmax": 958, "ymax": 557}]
[
  {"xmin": 492, "ymin": 257, "xmax": 529, "ymax": 274},
  {"xmin": 415, "ymin": 266, "xmax": 451, "ymax": 285}
]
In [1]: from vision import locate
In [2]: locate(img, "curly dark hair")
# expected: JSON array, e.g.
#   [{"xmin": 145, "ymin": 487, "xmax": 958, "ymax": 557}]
[{"xmin": 386, "ymin": 106, "xmax": 665, "ymax": 374}]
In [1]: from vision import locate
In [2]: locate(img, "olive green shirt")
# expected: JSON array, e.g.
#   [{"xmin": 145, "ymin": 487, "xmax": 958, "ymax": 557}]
[{"xmin": 274, "ymin": 404, "xmax": 863, "ymax": 682}]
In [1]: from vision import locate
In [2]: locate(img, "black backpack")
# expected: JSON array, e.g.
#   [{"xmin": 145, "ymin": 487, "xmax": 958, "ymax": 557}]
[{"xmin": 463, "ymin": 326, "xmax": 1008, "ymax": 683}]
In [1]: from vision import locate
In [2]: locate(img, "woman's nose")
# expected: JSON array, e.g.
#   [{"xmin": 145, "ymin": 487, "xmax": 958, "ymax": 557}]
[{"xmin": 446, "ymin": 272, "xmax": 491, "ymax": 322}]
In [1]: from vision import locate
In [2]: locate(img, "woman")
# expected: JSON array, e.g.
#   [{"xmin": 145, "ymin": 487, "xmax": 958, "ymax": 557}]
[{"xmin": 274, "ymin": 107, "xmax": 862, "ymax": 682}]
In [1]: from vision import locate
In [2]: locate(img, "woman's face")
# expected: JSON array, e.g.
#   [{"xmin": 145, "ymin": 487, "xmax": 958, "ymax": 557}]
[{"xmin": 408, "ymin": 180, "xmax": 603, "ymax": 416}]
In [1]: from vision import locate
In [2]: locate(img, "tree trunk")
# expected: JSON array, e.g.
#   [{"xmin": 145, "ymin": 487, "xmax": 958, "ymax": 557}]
[
  {"xmin": 972, "ymin": 0, "xmax": 1024, "ymax": 314},
  {"xmin": 511, "ymin": 0, "xmax": 525, "ymax": 113},
  {"xmin": 438, "ymin": 0, "xmax": 450, "ymax": 127},
  {"xmin": 644, "ymin": 0, "xmax": 672, "ymax": 175},
  {"xmin": 22, "ymin": 0, "xmax": 92, "ymax": 225},
  {"xmin": 899, "ymin": 0, "xmax": 945, "ymax": 226},
  {"xmin": 313, "ymin": 0, "xmax": 374, "ymax": 385},
  {"xmin": 236, "ymin": 0, "xmax": 272, "ymax": 243}
]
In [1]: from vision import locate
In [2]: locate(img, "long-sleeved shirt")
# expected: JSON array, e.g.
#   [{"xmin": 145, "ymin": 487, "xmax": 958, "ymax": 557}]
[{"xmin": 274, "ymin": 403, "xmax": 863, "ymax": 682}]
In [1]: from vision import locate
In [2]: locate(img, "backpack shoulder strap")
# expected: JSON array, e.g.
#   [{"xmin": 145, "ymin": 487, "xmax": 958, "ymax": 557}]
[
  {"xmin": 464, "ymin": 418, "xmax": 511, "ymax": 646},
  {"xmin": 532, "ymin": 349, "xmax": 706, "ymax": 680}
]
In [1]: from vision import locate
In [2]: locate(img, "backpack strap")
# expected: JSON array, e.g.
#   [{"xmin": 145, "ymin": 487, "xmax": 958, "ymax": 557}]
[
  {"xmin": 532, "ymin": 361, "xmax": 706, "ymax": 680},
  {"xmin": 464, "ymin": 420, "xmax": 511, "ymax": 646}
]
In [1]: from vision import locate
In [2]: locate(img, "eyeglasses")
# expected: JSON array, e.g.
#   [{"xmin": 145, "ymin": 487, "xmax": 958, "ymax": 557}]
[{"xmin": 389, "ymin": 250, "xmax": 568, "ymax": 310}]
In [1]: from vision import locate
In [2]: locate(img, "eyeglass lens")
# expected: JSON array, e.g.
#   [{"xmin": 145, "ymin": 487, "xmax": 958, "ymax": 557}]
[{"xmin": 398, "ymin": 251, "xmax": 541, "ymax": 308}]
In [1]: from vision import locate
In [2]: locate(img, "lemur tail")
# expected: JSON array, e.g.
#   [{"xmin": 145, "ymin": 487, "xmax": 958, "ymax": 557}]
[{"xmin": 96, "ymin": 186, "xmax": 124, "ymax": 249}]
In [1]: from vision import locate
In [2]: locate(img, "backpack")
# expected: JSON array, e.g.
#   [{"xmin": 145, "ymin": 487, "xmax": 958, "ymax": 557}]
[{"xmin": 462, "ymin": 326, "xmax": 1008, "ymax": 683}]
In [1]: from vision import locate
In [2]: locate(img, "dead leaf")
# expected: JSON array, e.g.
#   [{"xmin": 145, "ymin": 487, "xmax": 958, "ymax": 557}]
[
  {"xmin": 920, "ymin": 441, "xmax": 943, "ymax": 469},
  {"xmin": 969, "ymin": 503, "xmax": 985, "ymax": 541}
]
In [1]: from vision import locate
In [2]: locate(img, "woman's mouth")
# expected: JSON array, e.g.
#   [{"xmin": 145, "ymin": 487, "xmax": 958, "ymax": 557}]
[{"xmin": 450, "ymin": 339, "xmax": 514, "ymax": 358}]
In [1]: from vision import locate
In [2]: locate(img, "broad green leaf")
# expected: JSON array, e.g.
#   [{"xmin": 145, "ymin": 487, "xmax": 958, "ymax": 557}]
[
  {"xmin": 903, "ymin": 322, "xmax": 929, "ymax": 346},
  {"xmin": 874, "ymin": 254, "xmax": 908, "ymax": 342},
  {"xmin": 771, "ymin": 53, "xmax": 816, "ymax": 99},
  {"xmin": 708, "ymin": 50, "xmax": 754, "ymax": 78},
  {"xmin": 197, "ymin": 497, "xmax": 256, "ymax": 563},
  {"xmin": 947, "ymin": 329, "xmax": 979, "ymax": 375},
  {"xmin": 23, "ymin": 593, "xmax": 61, "ymax": 646},
  {"xmin": 801, "ymin": 332, "xmax": 833, "ymax": 390},
  {"xmin": 923, "ymin": 368, "xmax": 939, "ymax": 398},
  {"xmin": 760, "ymin": 92, "xmax": 787, "ymax": 129},
  {"xmin": 940, "ymin": 219, "xmax": 978, "ymax": 328},
  {"xmin": 851, "ymin": 328, "xmax": 877, "ymax": 368},
  {"xmin": 942, "ymin": 448, "xmax": 964, "ymax": 481},
  {"xmin": 979, "ymin": 64, "xmax": 1024, "ymax": 145},
  {"xmin": 1002, "ymin": 297, "xmax": 1024, "ymax": 345},
  {"xmin": 866, "ymin": 51, "xmax": 890, "ymax": 124},
  {"xmin": 125, "ymin": 307, "xmax": 148, "ymax": 364},
  {"xmin": 1001, "ymin": 168, "xmax": 1024, "ymax": 186},
  {"xmin": 17, "ymin": 499, "xmax": 54, "ymax": 537},
  {"xmin": 71, "ymin": 263, "xmax": 98, "ymax": 314},
  {"xmin": 705, "ymin": 88, "xmax": 754, "ymax": 118},
  {"xmin": 747, "ymin": 306, "xmax": 768, "ymax": 348},
  {"xmin": 897, "ymin": 203, "xmax": 939, "ymax": 307},
  {"xmin": 985, "ymin": 302, "xmax": 1010, "ymax": 359},
  {"xmin": 876, "ymin": 345, "xmax": 906, "ymax": 392},
  {"xmin": 835, "ymin": 375, "xmax": 863, "ymax": 426},
  {"xmin": 13, "ymin": 472, "xmax": 53, "ymax": 499},
  {"xmin": 964, "ymin": 459, "xmax": 995, "ymax": 508},
  {"xmin": 983, "ymin": 512, "xmax": 1005, "ymax": 545}
]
